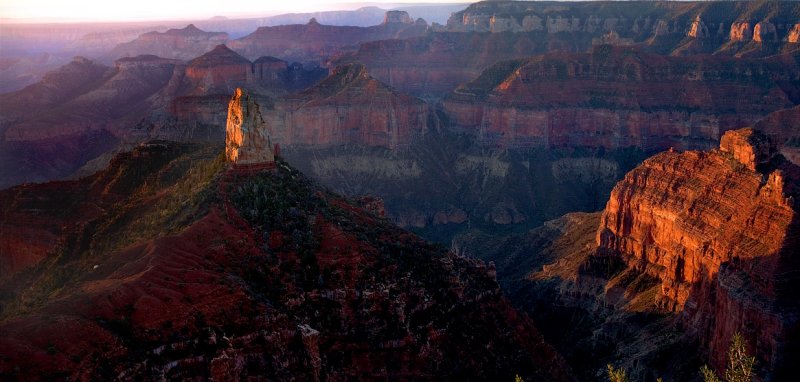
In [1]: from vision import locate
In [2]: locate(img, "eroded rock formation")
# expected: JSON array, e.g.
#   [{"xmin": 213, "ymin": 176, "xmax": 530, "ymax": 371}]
[
  {"xmin": 729, "ymin": 21, "xmax": 753, "ymax": 41},
  {"xmin": 719, "ymin": 128, "xmax": 777, "ymax": 171},
  {"xmin": 225, "ymin": 88, "xmax": 274, "ymax": 165},
  {"xmin": 688, "ymin": 17, "xmax": 709, "ymax": 39},
  {"xmin": 788, "ymin": 24, "xmax": 800, "ymax": 43},
  {"xmin": 597, "ymin": 128, "xmax": 800, "ymax": 375}
]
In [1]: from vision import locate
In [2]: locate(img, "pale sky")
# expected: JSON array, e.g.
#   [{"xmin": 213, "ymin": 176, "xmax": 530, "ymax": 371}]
[{"xmin": 0, "ymin": 0, "xmax": 471, "ymax": 22}]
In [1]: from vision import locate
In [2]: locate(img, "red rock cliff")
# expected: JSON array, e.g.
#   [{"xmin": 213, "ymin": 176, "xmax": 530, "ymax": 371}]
[{"xmin": 596, "ymin": 128, "xmax": 800, "ymax": 375}]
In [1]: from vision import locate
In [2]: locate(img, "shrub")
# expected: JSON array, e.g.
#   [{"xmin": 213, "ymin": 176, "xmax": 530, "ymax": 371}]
[{"xmin": 700, "ymin": 332, "xmax": 756, "ymax": 382}]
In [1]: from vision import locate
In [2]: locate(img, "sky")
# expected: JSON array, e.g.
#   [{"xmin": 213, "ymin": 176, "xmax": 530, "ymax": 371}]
[{"xmin": 0, "ymin": 0, "xmax": 472, "ymax": 22}]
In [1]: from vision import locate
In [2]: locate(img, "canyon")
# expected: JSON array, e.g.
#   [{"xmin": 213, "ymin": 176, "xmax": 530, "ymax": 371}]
[{"xmin": 2, "ymin": 2, "xmax": 800, "ymax": 379}]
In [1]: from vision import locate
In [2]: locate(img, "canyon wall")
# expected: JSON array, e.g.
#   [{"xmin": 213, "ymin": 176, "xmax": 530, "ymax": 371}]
[
  {"xmin": 440, "ymin": 46, "xmax": 800, "ymax": 151},
  {"xmin": 263, "ymin": 64, "xmax": 429, "ymax": 149},
  {"xmin": 339, "ymin": 1, "xmax": 800, "ymax": 98},
  {"xmin": 446, "ymin": 1, "xmax": 800, "ymax": 52}
]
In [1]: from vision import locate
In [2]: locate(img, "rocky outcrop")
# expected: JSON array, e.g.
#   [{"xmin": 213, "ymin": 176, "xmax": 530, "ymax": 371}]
[
  {"xmin": 225, "ymin": 88, "xmax": 274, "ymax": 165},
  {"xmin": 719, "ymin": 128, "xmax": 777, "ymax": 171},
  {"xmin": 108, "ymin": 24, "xmax": 228, "ymax": 61},
  {"xmin": 788, "ymin": 24, "xmax": 800, "ymax": 43},
  {"xmin": 688, "ymin": 17, "xmax": 709, "ymax": 39},
  {"xmin": 263, "ymin": 64, "xmax": 429, "ymax": 148},
  {"xmin": 729, "ymin": 21, "xmax": 752, "ymax": 41},
  {"xmin": 596, "ymin": 129, "xmax": 800, "ymax": 376},
  {"xmin": 440, "ymin": 47, "xmax": 800, "ymax": 151}
]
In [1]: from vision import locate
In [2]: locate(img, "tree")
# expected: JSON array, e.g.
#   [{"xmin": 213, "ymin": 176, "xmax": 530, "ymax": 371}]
[
  {"xmin": 701, "ymin": 332, "xmax": 756, "ymax": 382},
  {"xmin": 607, "ymin": 364, "xmax": 630, "ymax": 382}
]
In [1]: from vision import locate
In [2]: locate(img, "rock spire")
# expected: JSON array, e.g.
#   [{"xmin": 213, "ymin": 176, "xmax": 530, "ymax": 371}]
[{"xmin": 225, "ymin": 88, "xmax": 274, "ymax": 165}]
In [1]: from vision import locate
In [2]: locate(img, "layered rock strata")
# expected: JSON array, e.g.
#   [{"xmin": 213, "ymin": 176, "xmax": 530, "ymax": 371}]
[
  {"xmin": 446, "ymin": 1, "xmax": 800, "ymax": 47},
  {"xmin": 596, "ymin": 128, "xmax": 800, "ymax": 375},
  {"xmin": 440, "ymin": 47, "xmax": 800, "ymax": 151}
]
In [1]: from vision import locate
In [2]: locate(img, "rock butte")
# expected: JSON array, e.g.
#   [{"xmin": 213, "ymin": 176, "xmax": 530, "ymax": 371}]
[
  {"xmin": 597, "ymin": 128, "xmax": 799, "ymax": 373},
  {"xmin": 225, "ymin": 88, "xmax": 274, "ymax": 166}
]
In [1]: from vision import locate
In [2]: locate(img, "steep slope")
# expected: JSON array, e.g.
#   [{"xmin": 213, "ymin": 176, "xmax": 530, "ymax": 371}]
[
  {"xmin": 228, "ymin": 14, "xmax": 428, "ymax": 63},
  {"xmin": 263, "ymin": 63, "xmax": 429, "ymax": 148},
  {"xmin": 0, "ymin": 141, "xmax": 574, "ymax": 381},
  {"xmin": 107, "ymin": 24, "xmax": 229, "ymax": 61},
  {"xmin": 441, "ymin": 46, "xmax": 800, "ymax": 151},
  {"xmin": 0, "ymin": 56, "xmax": 110, "ymax": 124},
  {"xmin": 1, "ymin": 55, "xmax": 180, "ymax": 142}
]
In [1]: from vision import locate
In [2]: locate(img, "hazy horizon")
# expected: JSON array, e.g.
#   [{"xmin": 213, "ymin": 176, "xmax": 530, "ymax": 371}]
[{"xmin": 0, "ymin": 0, "xmax": 473, "ymax": 24}]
